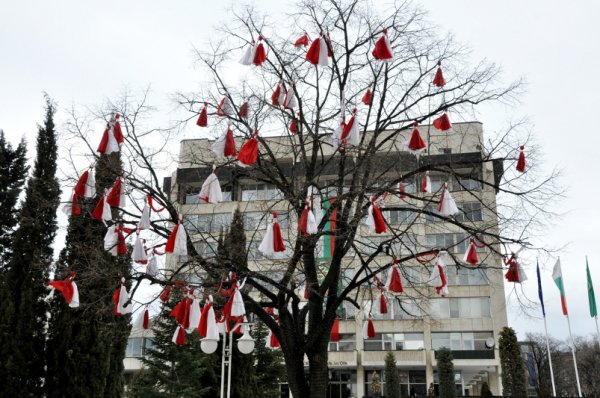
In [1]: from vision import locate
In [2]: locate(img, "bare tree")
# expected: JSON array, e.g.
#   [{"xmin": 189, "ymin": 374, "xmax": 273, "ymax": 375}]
[{"xmin": 60, "ymin": 1, "xmax": 559, "ymax": 397}]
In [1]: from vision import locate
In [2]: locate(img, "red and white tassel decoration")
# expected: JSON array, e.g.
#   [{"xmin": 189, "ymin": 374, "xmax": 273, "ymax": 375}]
[
  {"xmin": 433, "ymin": 111, "xmax": 452, "ymax": 131},
  {"xmin": 62, "ymin": 192, "xmax": 81, "ymax": 217},
  {"xmin": 505, "ymin": 253, "xmax": 527, "ymax": 283},
  {"xmin": 47, "ymin": 272, "xmax": 79, "ymax": 308},
  {"xmin": 305, "ymin": 33, "xmax": 330, "ymax": 66},
  {"xmin": 132, "ymin": 233, "xmax": 148, "ymax": 264},
  {"xmin": 239, "ymin": 39, "xmax": 256, "ymax": 65},
  {"xmin": 438, "ymin": 182, "xmax": 459, "ymax": 216},
  {"xmin": 113, "ymin": 277, "xmax": 132, "ymax": 316},
  {"xmin": 212, "ymin": 126, "xmax": 237, "ymax": 158},
  {"xmin": 340, "ymin": 108, "xmax": 360, "ymax": 146},
  {"xmin": 421, "ymin": 171, "xmax": 431, "ymax": 193},
  {"xmin": 294, "ymin": 32, "xmax": 309, "ymax": 47},
  {"xmin": 372, "ymin": 28, "xmax": 393, "ymax": 61},
  {"xmin": 516, "ymin": 145, "xmax": 526, "ymax": 172},
  {"xmin": 165, "ymin": 218, "xmax": 187, "ymax": 256},
  {"xmin": 259, "ymin": 212, "xmax": 286, "ymax": 256},
  {"xmin": 134, "ymin": 305, "xmax": 151, "ymax": 330},
  {"xmin": 429, "ymin": 256, "xmax": 449, "ymax": 297},
  {"xmin": 432, "ymin": 61, "xmax": 446, "ymax": 87},
  {"xmin": 97, "ymin": 114, "xmax": 124, "ymax": 154},
  {"xmin": 283, "ymin": 83, "xmax": 297, "ymax": 109},
  {"xmin": 386, "ymin": 260, "xmax": 403, "ymax": 293},
  {"xmin": 187, "ymin": 295, "xmax": 202, "ymax": 333},
  {"xmin": 217, "ymin": 96, "xmax": 233, "ymax": 117},
  {"xmin": 365, "ymin": 196, "xmax": 387, "ymax": 234},
  {"xmin": 92, "ymin": 191, "xmax": 112, "ymax": 223},
  {"xmin": 252, "ymin": 35, "xmax": 267, "ymax": 66},
  {"xmin": 74, "ymin": 167, "xmax": 96, "ymax": 198},
  {"xmin": 138, "ymin": 197, "xmax": 151, "ymax": 230},
  {"xmin": 379, "ymin": 293, "xmax": 388, "ymax": 315},
  {"xmin": 106, "ymin": 176, "xmax": 126, "ymax": 208},
  {"xmin": 239, "ymin": 100, "xmax": 249, "ymax": 119},
  {"xmin": 464, "ymin": 238, "xmax": 480, "ymax": 266},
  {"xmin": 331, "ymin": 318, "xmax": 340, "ymax": 342},
  {"xmin": 237, "ymin": 131, "xmax": 259, "ymax": 167},
  {"xmin": 172, "ymin": 325, "xmax": 187, "ymax": 345},
  {"xmin": 104, "ymin": 224, "xmax": 128, "ymax": 256},
  {"xmin": 362, "ymin": 88, "xmax": 372, "ymax": 106},
  {"xmin": 199, "ymin": 296, "xmax": 218, "ymax": 339},
  {"xmin": 271, "ymin": 81, "xmax": 286, "ymax": 106},
  {"xmin": 159, "ymin": 285, "xmax": 172, "ymax": 302},
  {"xmin": 298, "ymin": 201, "xmax": 318, "ymax": 236},
  {"xmin": 363, "ymin": 314, "xmax": 376, "ymax": 339},
  {"xmin": 407, "ymin": 121, "xmax": 427, "ymax": 154},
  {"xmin": 196, "ymin": 102, "xmax": 208, "ymax": 127},
  {"xmin": 266, "ymin": 326, "xmax": 281, "ymax": 349},
  {"xmin": 199, "ymin": 170, "xmax": 223, "ymax": 204}
]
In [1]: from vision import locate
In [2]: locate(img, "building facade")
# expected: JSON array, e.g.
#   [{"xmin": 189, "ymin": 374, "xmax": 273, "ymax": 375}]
[{"xmin": 152, "ymin": 121, "xmax": 509, "ymax": 397}]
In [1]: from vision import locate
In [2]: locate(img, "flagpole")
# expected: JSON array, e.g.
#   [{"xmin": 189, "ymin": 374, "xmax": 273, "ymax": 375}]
[
  {"xmin": 566, "ymin": 313, "xmax": 582, "ymax": 397},
  {"xmin": 542, "ymin": 316, "xmax": 557, "ymax": 396}
]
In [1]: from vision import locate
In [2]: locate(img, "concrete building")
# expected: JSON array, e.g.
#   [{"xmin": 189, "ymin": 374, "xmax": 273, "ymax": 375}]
[{"xmin": 149, "ymin": 121, "xmax": 509, "ymax": 397}]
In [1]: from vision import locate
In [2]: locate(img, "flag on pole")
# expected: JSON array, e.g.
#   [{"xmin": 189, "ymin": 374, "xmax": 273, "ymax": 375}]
[
  {"xmin": 552, "ymin": 259, "xmax": 568, "ymax": 315},
  {"xmin": 586, "ymin": 257, "xmax": 597, "ymax": 317},
  {"xmin": 536, "ymin": 261, "xmax": 546, "ymax": 317}
]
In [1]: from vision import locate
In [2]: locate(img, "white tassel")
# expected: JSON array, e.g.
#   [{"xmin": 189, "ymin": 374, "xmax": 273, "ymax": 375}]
[
  {"xmin": 84, "ymin": 169, "xmax": 96, "ymax": 198},
  {"xmin": 230, "ymin": 280, "xmax": 246, "ymax": 318},
  {"xmin": 187, "ymin": 298, "xmax": 202, "ymax": 333},
  {"xmin": 284, "ymin": 84, "xmax": 297, "ymax": 109},
  {"xmin": 258, "ymin": 223, "xmax": 275, "ymax": 256},
  {"xmin": 438, "ymin": 183, "xmax": 459, "ymax": 216},
  {"xmin": 116, "ymin": 284, "xmax": 132, "ymax": 315},
  {"xmin": 146, "ymin": 256, "xmax": 159, "ymax": 277},
  {"xmin": 104, "ymin": 226, "xmax": 119, "ymax": 256},
  {"xmin": 69, "ymin": 281, "xmax": 80, "ymax": 308},
  {"xmin": 317, "ymin": 37, "xmax": 329, "ymax": 66},
  {"xmin": 132, "ymin": 235, "xmax": 148, "ymax": 264},
  {"xmin": 138, "ymin": 201, "xmax": 151, "ymax": 230},
  {"xmin": 198, "ymin": 172, "xmax": 223, "ymax": 204},
  {"xmin": 239, "ymin": 41, "xmax": 256, "ymax": 65}
]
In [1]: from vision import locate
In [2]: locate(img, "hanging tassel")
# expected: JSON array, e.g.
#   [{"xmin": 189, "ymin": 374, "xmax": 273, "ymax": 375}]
[
  {"xmin": 199, "ymin": 171, "xmax": 223, "ymax": 204},
  {"xmin": 68, "ymin": 193, "xmax": 81, "ymax": 216},
  {"xmin": 379, "ymin": 293, "xmax": 388, "ymax": 315},
  {"xmin": 239, "ymin": 39, "xmax": 256, "ymax": 65},
  {"xmin": 267, "ymin": 327, "xmax": 281, "ymax": 349},
  {"xmin": 433, "ymin": 111, "xmax": 452, "ymax": 131},
  {"xmin": 387, "ymin": 262, "xmax": 403, "ymax": 293},
  {"xmin": 340, "ymin": 108, "xmax": 360, "ymax": 146},
  {"xmin": 283, "ymin": 83, "xmax": 297, "ymax": 109},
  {"xmin": 331, "ymin": 318, "xmax": 340, "ymax": 342},
  {"xmin": 294, "ymin": 32, "xmax": 309, "ymax": 47},
  {"xmin": 172, "ymin": 325, "xmax": 187, "ymax": 345},
  {"xmin": 47, "ymin": 272, "xmax": 79, "ymax": 308},
  {"xmin": 366, "ymin": 196, "xmax": 387, "ymax": 234},
  {"xmin": 505, "ymin": 254, "xmax": 527, "ymax": 283},
  {"xmin": 298, "ymin": 202, "xmax": 318, "ymax": 235},
  {"xmin": 421, "ymin": 172, "xmax": 431, "ymax": 193},
  {"xmin": 259, "ymin": 213, "xmax": 286, "ymax": 255},
  {"xmin": 165, "ymin": 220, "xmax": 188, "ymax": 256},
  {"xmin": 289, "ymin": 117, "xmax": 298, "ymax": 134},
  {"xmin": 464, "ymin": 238, "xmax": 480, "ymax": 266},
  {"xmin": 159, "ymin": 285, "xmax": 172, "ymax": 302},
  {"xmin": 217, "ymin": 97, "xmax": 233, "ymax": 117},
  {"xmin": 372, "ymin": 28, "xmax": 393, "ymax": 61},
  {"xmin": 134, "ymin": 306, "xmax": 151, "ymax": 330},
  {"xmin": 146, "ymin": 256, "xmax": 159, "ymax": 277},
  {"xmin": 92, "ymin": 193, "xmax": 112, "ymax": 222},
  {"xmin": 97, "ymin": 114, "xmax": 124, "ymax": 154},
  {"xmin": 196, "ymin": 103, "xmax": 208, "ymax": 127},
  {"xmin": 106, "ymin": 177, "xmax": 126, "ymax": 208},
  {"xmin": 432, "ymin": 61, "xmax": 446, "ymax": 87},
  {"xmin": 362, "ymin": 88, "xmax": 372, "ymax": 106},
  {"xmin": 438, "ymin": 182, "xmax": 460, "ymax": 216},
  {"xmin": 239, "ymin": 101, "xmax": 249, "ymax": 119},
  {"xmin": 253, "ymin": 35, "xmax": 267, "ymax": 66},
  {"xmin": 74, "ymin": 169, "xmax": 94, "ymax": 198},
  {"xmin": 306, "ymin": 34, "xmax": 329, "ymax": 66},
  {"xmin": 237, "ymin": 131, "xmax": 259, "ymax": 166},
  {"xmin": 113, "ymin": 278, "xmax": 132, "ymax": 316},
  {"xmin": 271, "ymin": 82, "xmax": 282, "ymax": 106},
  {"xmin": 428, "ymin": 256, "xmax": 448, "ymax": 297},
  {"xmin": 407, "ymin": 121, "xmax": 427, "ymax": 154},
  {"xmin": 132, "ymin": 234, "xmax": 148, "ymax": 264},
  {"xmin": 212, "ymin": 126, "xmax": 237, "ymax": 158},
  {"xmin": 187, "ymin": 297, "xmax": 202, "ymax": 332},
  {"xmin": 363, "ymin": 316, "xmax": 376, "ymax": 339},
  {"xmin": 516, "ymin": 145, "xmax": 526, "ymax": 172},
  {"xmin": 138, "ymin": 198, "xmax": 151, "ymax": 230}
]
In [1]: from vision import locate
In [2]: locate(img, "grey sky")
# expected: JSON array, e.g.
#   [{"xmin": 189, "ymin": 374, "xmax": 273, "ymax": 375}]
[{"xmin": 1, "ymin": 0, "xmax": 599, "ymax": 341}]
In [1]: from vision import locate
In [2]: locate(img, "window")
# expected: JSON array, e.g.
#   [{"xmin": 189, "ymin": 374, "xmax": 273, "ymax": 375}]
[
  {"xmin": 445, "ymin": 266, "xmax": 488, "ymax": 286},
  {"xmin": 431, "ymin": 332, "xmax": 493, "ymax": 350},
  {"xmin": 328, "ymin": 370, "xmax": 357, "ymax": 398},
  {"xmin": 429, "ymin": 175, "xmax": 447, "ymax": 193},
  {"xmin": 385, "ymin": 208, "xmax": 418, "ymax": 225},
  {"xmin": 430, "ymin": 298, "xmax": 491, "ymax": 319},
  {"xmin": 426, "ymin": 233, "xmax": 471, "ymax": 253},
  {"xmin": 185, "ymin": 186, "xmax": 232, "ymax": 204},
  {"xmin": 455, "ymin": 202, "xmax": 483, "ymax": 222},
  {"xmin": 393, "ymin": 298, "xmax": 424, "ymax": 319},
  {"xmin": 243, "ymin": 212, "xmax": 267, "ymax": 230},
  {"xmin": 126, "ymin": 337, "xmax": 154, "ymax": 357},
  {"xmin": 364, "ymin": 333, "xmax": 424, "ymax": 351},
  {"xmin": 241, "ymin": 183, "xmax": 283, "ymax": 201},
  {"xmin": 400, "ymin": 178, "xmax": 416, "ymax": 194},
  {"xmin": 328, "ymin": 333, "xmax": 356, "ymax": 352},
  {"xmin": 184, "ymin": 213, "xmax": 233, "ymax": 234},
  {"xmin": 365, "ymin": 369, "xmax": 426, "ymax": 397},
  {"xmin": 193, "ymin": 242, "xmax": 218, "ymax": 259},
  {"xmin": 452, "ymin": 175, "xmax": 481, "ymax": 191}
]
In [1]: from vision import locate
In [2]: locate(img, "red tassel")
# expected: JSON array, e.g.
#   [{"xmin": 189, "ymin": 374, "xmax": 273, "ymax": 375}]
[
  {"xmin": 331, "ymin": 318, "xmax": 340, "ymax": 342},
  {"xmin": 272, "ymin": 220, "xmax": 285, "ymax": 252},
  {"xmin": 219, "ymin": 128, "xmax": 235, "ymax": 157},
  {"xmin": 464, "ymin": 240, "xmax": 479, "ymax": 266},
  {"xmin": 371, "ymin": 204, "xmax": 387, "ymax": 234},
  {"xmin": 239, "ymin": 101, "xmax": 249, "ymax": 119},
  {"xmin": 298, "ymin": 206, "xmax": 310, "ymax": 236},
  {"xmin": 196, "ymin": 103, "xmax": 208, "ymax": 127},
  {"xmin": 366, "ymin": 319, "xmax": 376, "ymax": 338},
  {"xmin": 516, "ymin": 146, "xmax": 526, "ymax": 172},
  {"xmin": 253, "ymin": 36, "xmax": 267, "ymax": 66},
  {"xmin": 372, "ymin": 29, "xmax": 393, "ymax": 60},
  {"xmin": 175, "ymin": 326, "xmax": 187, "ymax": 345},
  {"xmin": 303, "ymin": 282, "xmax": 310, "ymax": 300},
  {"xmin": 305, "ymin": 37, "xmax": 322, "ymax": 65},
  {"xmin": 505, "ymin": 263, "xmax": 519, "ymax": 283},
  {"xmin": 165, "ymin": 224, "xmax": 180, "ymax": 253},
  {"xmin": 294, "ymin": 33, "xmax": 309, "ymax": 47},
  {"xmin": 217, "ymin": 97, "xmax": 229, "ymax": 117},
  {"xmin": 421, "ymin": 174, "xmax": 429, "ymax": 193},
  {"xmin": 289, "ymin": 118, "xmax": 298, "ymax": 134},
  {"xmin": 117, "ymin": 227, "xmax": 128, "ymax": 255},
  {"xmin": 388, "ymin": 267, "xmax": 403, "ymax": 293},
  {"xmin": 362, "ymin": 88, "xmax": 372, "ymax": 105},
  {"xmin": 70, "ymin": 193, "xmax": 81, "ymax": 216},
  {"xmin": 433, "ymin": 112, "xmax": 452, "ymax": 131},
  {"xmin": 237, "ymin": 136, "xmax": 259, "ymax": 166},
  {"xmin": 435, "ymin": 265, "xmax": 448, "ymax": 295},
  {"xmin": 271, "ymin": 84, "xmax": 282, "ymax": 106},
  {"xmin": 143, "ymin": 308, "xmax": 150, "ymax": 329},
  {"xmin": 48, "ymin": 276, "xmax": 75, "ymax": 304},
  {"xmin": 433, "ymin": 62, "xmax": 446, "ymax": 87},
  {"xmin": 379, "ymin": 293, "xmax": 388, "ymax": 314},
  {"xmin": 106, "ymin": 178, "xmax": 123, "ymax": 207},
  {"xmin": 113, "ymin": 115, "xmax": 124, "ymax": 143},
  {"xmin": 408, "ymin": 122, "xmax": 426, "ymax": 153},
  {"xmin": 159, "ymin": 285, "xmax": 172, "ymax": 302},
  {"xmin": 74, "ymin": 171, "xmax": 89, "ymax": 197},
  {"xmin": 92, "ymin": 196, "xmax": 106, "ymax": 220},
  {"xmin": 270, "ymin": 330, "xmax": 280, "ymax": 348},
  {"xmin": 341, "ymin": 109, "xmax": 357, "ymax": 142},
  {"xmin": 97, "ymin": 127, "xmax": 109, "ymax": 153}
]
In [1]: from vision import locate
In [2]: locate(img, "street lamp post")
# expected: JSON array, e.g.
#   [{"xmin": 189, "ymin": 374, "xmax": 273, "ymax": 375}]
[{"xmin": 200, "ymin": 321, "xmax": 255, "ymax": 398}]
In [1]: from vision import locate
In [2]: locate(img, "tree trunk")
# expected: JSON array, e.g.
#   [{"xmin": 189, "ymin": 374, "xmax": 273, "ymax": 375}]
[{"xmin": 308, "ymin": 347, "xmax": 330, "ymax": 398}]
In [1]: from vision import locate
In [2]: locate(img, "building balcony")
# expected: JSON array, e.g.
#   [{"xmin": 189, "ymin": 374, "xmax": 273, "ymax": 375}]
[{"xmin": 434, "ymin": 349, "xmax": 495, "ymax": 360}]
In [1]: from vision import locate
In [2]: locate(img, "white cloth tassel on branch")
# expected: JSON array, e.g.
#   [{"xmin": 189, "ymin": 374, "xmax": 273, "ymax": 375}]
[
  {"xmin": 115, "ymin": 282, "xmax": 132, "ymax": 315},
  {"xmin": 104, "ymin": 226, "xmax": 119, "ymax": 256},
  {"xmin": 138, "ymin": 201, "xmax": 151, "ymax": 230},
  {"xmin": 438, "ymin": 182, "xmax": 459, "ymax": 216},
  {"xmin": 146, "ymin": 256, "xmax": 159, "ymax": 277},
  {"xmin": 198, "ymin": 172, "xmax": 223, "ymax": 204},
  {"xmin": 239, "ymin": 40, "xmax": 256, "ymax": 65},
  {"xmin": 187, "ymin": 297, "xmax": 202, "ymax": 333},
  {"xmin": 205, "ymin": 303, "xmax": 219, "ymax": 340},
  {"xmin": 132, "ymin": 234, "xmax": 148, "ymax": 264}
]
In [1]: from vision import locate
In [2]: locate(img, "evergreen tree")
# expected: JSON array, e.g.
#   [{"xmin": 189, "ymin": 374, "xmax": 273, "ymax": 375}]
[
  {"xmin": 0, "ymin": 130, "xmax": 28, "ymax": 269},
  {"xmin": 45, "ymin": 116, "xmax": 131, "ymax": 397},
  {"xmin": 481, "ymin": 381, "xmax": 494, "ymax": 397},
  {"xmin": 253, "ymin": 321, "xmax": 286, "ymax": 398},
  {"xmin": 499, "ymin": 327, "xmax": 527, "ymax": 397},
  {"xmin": 0, "ymin": 97, "xmax": 60, "ymax": 396},
  {"xmin": 131, "ymin": 289, "xmax": 219, "ymax": 397},
  {"xmin": 384, "ymin": 352, "xmax": 401, "ymax": 398},
  {"xmin": 437, "ymin": 347, "xmax": 456, "ymax": 398}
]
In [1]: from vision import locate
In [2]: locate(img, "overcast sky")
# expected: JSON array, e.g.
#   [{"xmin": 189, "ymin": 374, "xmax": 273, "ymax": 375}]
[{"xmin": 1, "ymin": 0, "xmax": 599, "ymax": 342}]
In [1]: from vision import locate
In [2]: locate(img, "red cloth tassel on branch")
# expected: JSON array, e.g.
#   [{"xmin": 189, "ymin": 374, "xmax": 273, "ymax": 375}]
[
  {"xmin": 196, "ymin": 103, "xmax": 208, "ymax": 127},
  {"xmin": 237, "ymin": 133, "xmax": 259, "ymax": 166},
  {"xmin": 331, "ymin": 318, "xmax": 340, "ymax": 342},
  {"xmin": 433, "ymin": 61, "xmax": 446, "ymax": 87},
  {"xmin": 253, "ymin": 36, "xmax": 267, "ymax": 66},
  {"xmin": 362, "ymin": 88, "xmax": 372, "ymax": 105},
  {"xmin": 433, "ymin": 112, "xmax": 452, "ymax": 131},
  {"xmin": 516, "ymin": 145, "xmax": 526, "ymax": 172},
  {"xmin": 294, "ymin": 33, "xmax": 309, "ymax": 47}
]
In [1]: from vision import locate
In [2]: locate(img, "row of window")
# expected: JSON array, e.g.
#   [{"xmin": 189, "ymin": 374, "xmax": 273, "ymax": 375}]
[
  {"xmin": 125, "ymin": 337, "xmax": 154, "ymax": 358},
  {"xmin": 328, "ymin": 331, "xmax": 493, "ymax": 352}
]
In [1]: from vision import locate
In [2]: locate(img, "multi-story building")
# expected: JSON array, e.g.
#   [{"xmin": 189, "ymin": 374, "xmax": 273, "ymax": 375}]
[{"xmin": 155, "ymin": 121, "xmax": 509, "ymax": 397}]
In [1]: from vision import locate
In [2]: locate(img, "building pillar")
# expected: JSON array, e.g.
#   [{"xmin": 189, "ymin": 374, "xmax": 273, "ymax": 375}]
[
  {"xmin": 356, "ymin": 360, "xmax": 365, "ymax": 398},
  {"xmin": 423, "ymin": 316, "xmax": 434, "ymax": 389}
]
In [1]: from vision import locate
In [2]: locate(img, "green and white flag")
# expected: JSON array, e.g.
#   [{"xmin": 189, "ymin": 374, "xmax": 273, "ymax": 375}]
[
  {"xmin": 552, "ymin": 259, "xmax": 568, "ymax": 316},
  {"xmin": 587, "ymin": 257, "xmax": 597, "ymax": 318}
]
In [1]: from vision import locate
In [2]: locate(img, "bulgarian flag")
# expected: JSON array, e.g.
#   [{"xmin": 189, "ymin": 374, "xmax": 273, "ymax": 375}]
[
  {"xmin": 552, "ymin": 259, "xmax": 568, "ymax": 316},
  {"xmin": 586, "ymin": 257, "xmax": 598, "ymax": 318}
]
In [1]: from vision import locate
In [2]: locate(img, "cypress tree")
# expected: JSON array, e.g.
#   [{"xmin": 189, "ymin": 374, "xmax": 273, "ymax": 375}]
[
  {"xmin": 0, "ymin": 97, "xmax": 60, "ymax": 396},
  {"xmin": 437, "ymin": 347, "xmax": 456, "ymax": 398},
  {"xmin": 45, "ymin": 115, "xmax": 131, "ymax": 397},
  {"xmin": 499, "ymin": 327, "xmax": 527, "ymax": 397},
  {"xmin": 131, "ymin": 289, "xmax": 219, "ymax": 397},
  {"xmin": 0, "ymin": 130, "xmax": 28, "ymax": 269},
  {"xmin": 384, "ymin": 352, "xmax": 401, "ymax": 398}
]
